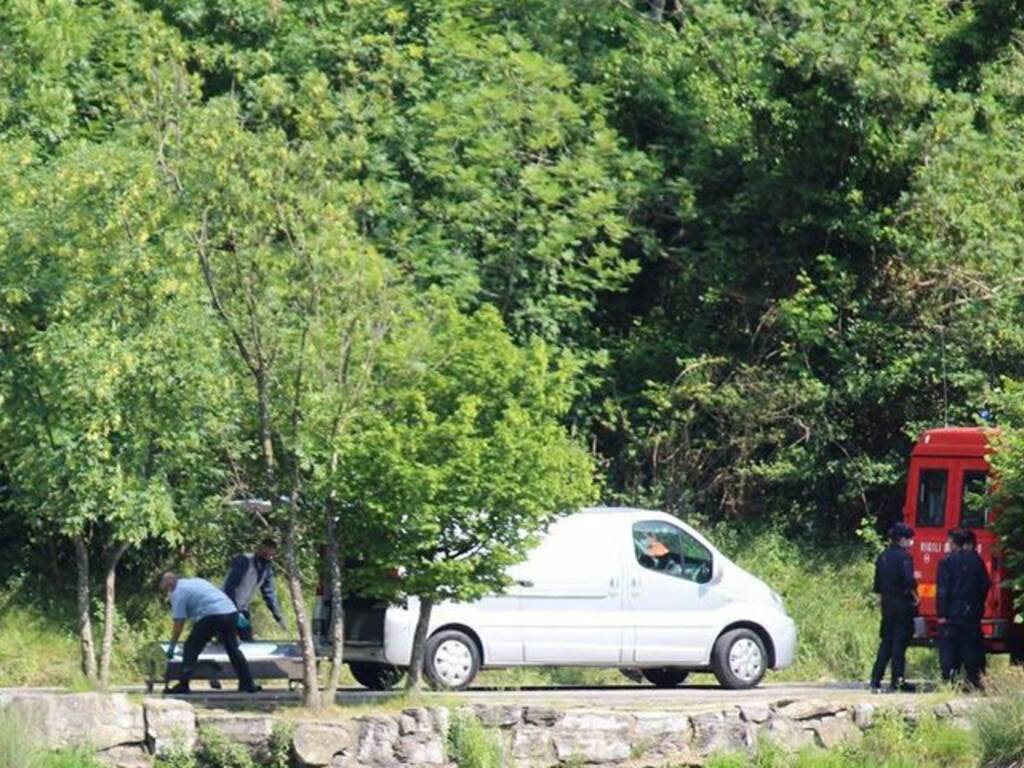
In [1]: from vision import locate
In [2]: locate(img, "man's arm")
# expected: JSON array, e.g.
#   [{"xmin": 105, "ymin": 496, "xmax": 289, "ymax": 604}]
[
  {"xmin": 169, "ymin": 619, "xmax": 185, "ymax": 645},
  {"xmin": 223, "ymin": 554, "xmax": 248, "ymax": 605},
  {"xmin": 261, "ymin": 565, "xmax": 287, "ymax": 626},
  {"xmin": 902, "ymin": 552, "xmax": 918, "ymax": 606},
  {"xmin": 936, "ymin": 558, "xmax": 949, "ymax": 620}
]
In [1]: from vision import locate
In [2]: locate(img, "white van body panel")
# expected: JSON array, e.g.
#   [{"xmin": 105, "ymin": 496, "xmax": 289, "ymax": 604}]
[{"xmin": 381, "ymin": 507, "xmax": 797, "ymax": 676}]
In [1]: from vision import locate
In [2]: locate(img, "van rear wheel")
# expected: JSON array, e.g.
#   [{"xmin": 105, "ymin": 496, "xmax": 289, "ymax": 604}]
[
  {"xmin": 349, "ymin": 661, "xmax": 405, "ymax": 690},
  {"xmin": 641, "ymin": 667, "xmax": 690, "ymax": 688},
  {"xmin": 424, "ymin": 629, "xmax": 481, "ymax": 690},
  {"xmin": 711, "ymin": 629, "xmax": 766, "ymax": 689}
]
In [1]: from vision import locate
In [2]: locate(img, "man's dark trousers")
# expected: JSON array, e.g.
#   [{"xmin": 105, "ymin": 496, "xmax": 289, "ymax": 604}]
[
  {"xmin": 180, "ymin": 611, "xmax": 256, "ymax": 690},
  {"xmin": 871, "ymin": 607, "xmax": 912, "ymax": 688},
  {"xmin": 945, "ymin": 621, "xmax": 985, "ymax": 687},
  {"xmin": 938, "ymin": 622, "xmax": 962, "ymax": 683}
]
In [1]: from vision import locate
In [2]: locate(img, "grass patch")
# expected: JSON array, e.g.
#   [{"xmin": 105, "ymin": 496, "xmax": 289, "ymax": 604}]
[
  {"xmin": 0, "ymin": 709, "xmax": 104, "ymax": 768},
  {"xmin": 972, "ymin": 667, "xmax": 1024, "ymax": 768},
  {"xmin": 448, "ymin": 713, "xmax": 505, "ymax": 768},
  {"xmin": 707, "ymin": 711, "xmax": 976, "ymax": 768}
]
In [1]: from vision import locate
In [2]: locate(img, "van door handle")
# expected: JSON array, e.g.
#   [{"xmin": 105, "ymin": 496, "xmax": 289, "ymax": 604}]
[{"xmin": 515, "ymin": 579, "xmax": 534, "ymax": 588}]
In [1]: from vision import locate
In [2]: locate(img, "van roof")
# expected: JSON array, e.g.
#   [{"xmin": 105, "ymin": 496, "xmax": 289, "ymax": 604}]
[{"xmin": 913, "ymin": 427, "xmax": 993, "ymax": 459}]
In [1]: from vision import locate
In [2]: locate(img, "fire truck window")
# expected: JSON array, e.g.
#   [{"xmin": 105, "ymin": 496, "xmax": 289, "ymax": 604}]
[
  {"xmin": 960, "ymin": 470, "xmax": 989, "ymax": 529},
  {"xmin": 916, "ymin": 469, "xmax": 947, "ymax": 527}
]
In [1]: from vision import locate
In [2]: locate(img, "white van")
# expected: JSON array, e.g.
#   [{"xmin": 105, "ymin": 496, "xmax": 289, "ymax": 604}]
[{"xmin": 338, "ymin": 507, "xmax": 797, "ymax": 690}]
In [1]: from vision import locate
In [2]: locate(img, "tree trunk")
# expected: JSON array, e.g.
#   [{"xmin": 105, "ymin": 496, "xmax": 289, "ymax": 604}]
[
  {"xmin": 405, "ymin": 598, "xmax": 434, "ymax": 692},
  {"xmin": 324, "ymin": 507, "xmax": 345, "ymax": 702},
  {"xmin": 99, "ymin": 542, "xmax": 129, "ymax": 689},
  {"xmin": 284, "ymin": 507, "xmax": 322, "ymax": 709},
  {"xmin": 73, "ymin": 535, "xmax": 97, "ymax": 683}
]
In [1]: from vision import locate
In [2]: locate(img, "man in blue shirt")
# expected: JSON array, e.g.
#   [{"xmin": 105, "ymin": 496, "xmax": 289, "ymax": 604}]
[{"xmin": 159, "ymin": 571, "xmax": 260, "ymax": 694}]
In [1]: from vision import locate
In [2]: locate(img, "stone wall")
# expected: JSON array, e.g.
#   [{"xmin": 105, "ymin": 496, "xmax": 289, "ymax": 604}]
[{"xmin": 0, "ymin": 692, "xmax": 979, "ymax": 768}]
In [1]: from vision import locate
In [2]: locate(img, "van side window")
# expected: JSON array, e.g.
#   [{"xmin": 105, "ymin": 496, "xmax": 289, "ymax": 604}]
[
  {"xmin": 916, "ymin": 469, "xmax": 948, "ymax": 527},
  {"xmin": 960, "ymin": 470, "xmax": 989, "ymax": 529},
  {"xmin": 632, "ymin": 521, "xmax": 712, "ymax": 584}
]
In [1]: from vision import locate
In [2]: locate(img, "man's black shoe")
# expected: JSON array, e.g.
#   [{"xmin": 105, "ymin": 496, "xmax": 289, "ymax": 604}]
[
  {"xmin": 167, "ymin": 682, "xmax": 192, "ymax": 694},
  {"xmin": 892, "ymin": 681, "xmax": 918, "ymax": 693},
  {"xmin": 209, "ymin": 679, "xmax": 222, "ymax": 690},
  {"xmin": 238, "ymin": 684, "xmax": 263, "ymax": 694},
  {"xmin": 869, "ymin": 685, "xmax": 884, "ymax": 694}
]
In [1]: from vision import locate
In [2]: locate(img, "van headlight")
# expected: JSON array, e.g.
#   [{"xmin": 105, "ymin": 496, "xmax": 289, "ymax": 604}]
[{"xmin": 770, "ymin": 589, "xmax": 785, "ymax": 610}]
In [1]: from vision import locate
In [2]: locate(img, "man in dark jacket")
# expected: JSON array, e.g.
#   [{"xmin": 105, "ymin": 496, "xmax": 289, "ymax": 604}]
[
  {"xmin": 938, "ymin": 528, "xmax": 991, "ymax": 689},
  {"xmin": 223, "ymin": 539, "xmax": 288, "ymax": 641},
  {"xmin": 870, "ymin": 522, "xmax": 918, "ymax": 693},
  {"xmin": 935, "ymin": 529, "xmax": 962, "ymax": 683}
]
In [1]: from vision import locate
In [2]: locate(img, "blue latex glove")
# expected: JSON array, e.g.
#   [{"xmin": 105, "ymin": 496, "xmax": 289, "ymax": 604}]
[
  {"xmin": 165, "ymin": 643, "xmax": 176, "ymax": 660},
  {"xmin": 236, "ymin": 613, "xmax": 251, "ymax": 630}
]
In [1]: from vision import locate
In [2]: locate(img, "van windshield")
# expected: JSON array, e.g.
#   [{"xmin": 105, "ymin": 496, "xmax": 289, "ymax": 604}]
[{"xmin": 632, "ymin": 521, "xmax": 712, "ymax": 584}]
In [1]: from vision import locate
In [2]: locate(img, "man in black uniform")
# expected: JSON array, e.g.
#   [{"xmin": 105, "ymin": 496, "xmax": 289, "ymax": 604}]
[
  {"xmin": 935, "ymin": 529, "xmax": 963, "ymax": 683},
  {"xmin": 870, "ymin": 522, "xmax": 918, "ymax": 693},
  {"xmin": 938, "ymin": 528, "xmax": 990, "ymax": 689}
]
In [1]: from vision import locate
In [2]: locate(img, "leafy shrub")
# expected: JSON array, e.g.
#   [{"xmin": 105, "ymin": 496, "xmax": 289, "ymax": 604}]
[
  {"xmin": 0, "ymin": 709, "xmax": 40, "ymax": 768},
  {"xmin": 194, "ymin": 728, "xmax": 255, "ymax": 768},
  {"xmin": 448, "ymin": 714, "xmax": 504, "ymax": 768}
]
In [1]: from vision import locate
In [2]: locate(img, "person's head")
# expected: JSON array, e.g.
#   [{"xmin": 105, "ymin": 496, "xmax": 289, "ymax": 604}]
[
  {"xmin": 158, "ymin": 571, "xmax": 178, "ymax": 595},
  {"xmin": 950, "ymin": 529, "xmax": 969, "ymax": 549},
  {"xmin": 255, "ymin": 538, "xmax": 278, "ymax": 562},
  {"xmin": 962, "ymin": 529, "xmax": 978, "ymax": 551},
  {"xmin": 890, "ymin": 522, "xmax": 915, "ymax": 548}
]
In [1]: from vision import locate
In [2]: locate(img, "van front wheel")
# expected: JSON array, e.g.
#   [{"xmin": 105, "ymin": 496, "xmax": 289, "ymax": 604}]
[
  {"xmin": 641, "ymin": 667, "xmax": 690, "ymax": 688},
  {"xmin": 424, "ymin": 630, "xmax": 481, "ymax": 690},
  {"xmin": 711, "ymin": 629, "xmax": 766, "ymax": 689}
]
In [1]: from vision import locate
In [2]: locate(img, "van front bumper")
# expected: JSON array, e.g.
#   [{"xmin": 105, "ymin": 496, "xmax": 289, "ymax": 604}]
[{"xmin": 771, "ymin": 616, "xmax": 798, "ymax": 669}]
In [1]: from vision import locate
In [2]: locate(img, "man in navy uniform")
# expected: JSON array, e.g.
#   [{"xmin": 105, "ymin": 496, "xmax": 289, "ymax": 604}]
[
  {"xmin": 223, "ymin": 538, "xmax": 288, "ymax": 641},
  {"xmin": 938, "ymin": 528, "xmax": 990, "ymax": 689},
  {"xmin": 870, "ymin": 522, "xmax": 918, "ymax": 693}
]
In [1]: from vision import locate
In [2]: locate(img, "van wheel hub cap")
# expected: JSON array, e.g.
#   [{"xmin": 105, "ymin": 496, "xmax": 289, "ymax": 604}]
[
  {"xmin": 433, "ymin": 640, "xmax": 473, "ymax": 686},
  {"xmin": 729, "ymin": 638, "xmax": 763, "ymax": 682}
]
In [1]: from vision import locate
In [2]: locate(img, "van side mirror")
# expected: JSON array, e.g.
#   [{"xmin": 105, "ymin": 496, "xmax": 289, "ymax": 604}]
[{"xmin": 710, "ymin": 558, "xmax": 724, "ymax": 584}]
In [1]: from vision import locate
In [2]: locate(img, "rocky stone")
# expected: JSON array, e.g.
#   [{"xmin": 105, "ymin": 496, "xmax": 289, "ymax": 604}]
[
  {"xmin": 293, "ymin": 722, "xmax": 357, "ymax": 767},
  {"xmin": 356, "ymin": 715, "xmax": 400, "ymax": 764},
  {"xmin": 691, "ymin": 711, "xmax": 754, "ymax": 755},
  {"xmin": 852, "ymin": 703, "xmax": 875, "ymax": 729},
  {"xmin": 946, "ymin": 699, "xmax": 974, "ymax": 718},
  {"xmin": 474, "ymin": 705, "xmax": 523, "ymax": 728},
  {"xmin": 551, "ymin": 711, "xmax": 634, "ymax": 763},
  {"xmin": 144, "ymin": 698, "xmax": 196, "ymax": 756},
  {"xmin": 430, "ymin": 708, "xmax": 450, "ymax": 738},
  {"xmin": 633, "ymin": 711, "xmax": 691, "ymax": 742},
  {"xmin": 95, "ymin": 744, "xmax": 152, "ymax": 768},
  {"xmin": 197, "ymin": 712, "xmax": 275, "ymax": 761},
  {"xmin": 773, "ymin": 699, "xmax": 843, "ymax": 721},
  {"xmin": 395, "ymin": 735, "xmax": 446, "ymax": 765},
  {"xmin": 738, "ymin": 703, "xmax": 771, "ymax": 724},
  {"xmin": 812, "ymin": 715, "xmax": 862, "ymax": 749},
  {"xmin": 523, "ymin": 707, "xmax": 561, "ymax": 727},
  {"xmin": 400, "ymin": 708, "xmax": 437, "ymax": 736},
  {"xmin": 762, "ymin": 717, "xmax": 815, "ymax": 751},
  {"xmin": 6, "ymin": 693, "xmax": 145, "ymax": 751},
  {"xmin": 510, "ymin": 727, "xmax": 554, "ymax": 762}
]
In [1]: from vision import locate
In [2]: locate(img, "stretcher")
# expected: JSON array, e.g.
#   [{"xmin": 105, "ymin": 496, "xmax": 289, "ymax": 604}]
[{"xmin": 147, "ymin": 641, "xmax": 310, "ymax": 693}]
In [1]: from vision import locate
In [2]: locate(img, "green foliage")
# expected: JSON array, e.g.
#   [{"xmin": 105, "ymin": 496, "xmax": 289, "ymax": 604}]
[
  {"xmin": 194, "ymin": 728, "xmax": 255, "ymax": 768},
  {"xmin": 448, "ymin": 714, "xmax": 505, "ymax": 768},
  {"xmin": 706, "ymin": 712, "xmax": 975, "ymax": 768},
  {"xmin": 971, "ymin": 669, "xmax": 1024, "ymax": 768},
  {"xmin": 339, "ymin": 301, "xmax": 597, "ymax": 605},
  {"xmin": 0, "ymin": 709, "xmax": 104, "ymax": 768}
]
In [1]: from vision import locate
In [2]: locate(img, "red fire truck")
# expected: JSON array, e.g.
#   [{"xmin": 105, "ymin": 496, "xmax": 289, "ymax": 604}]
[{"xmin": 904, "ymin": 427, "xmax": 1023, "ymax": 660}]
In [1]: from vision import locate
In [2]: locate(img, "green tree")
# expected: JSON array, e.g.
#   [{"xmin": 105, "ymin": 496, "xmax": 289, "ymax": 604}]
[
  {"xmin": 0, "ymin": 138, "xmax": 235, "ymax": 686},
  {"xmin": 338, "ymin": 302, "xmax": 597, "ymax": 690}
]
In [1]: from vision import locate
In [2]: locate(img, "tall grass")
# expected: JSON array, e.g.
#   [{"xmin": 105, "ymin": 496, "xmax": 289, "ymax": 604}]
[
  {"xmin": 0, "ymin": 709, "xmax": 103, "ymax": 768},
  {"xmin": 972, "ymin": 668, "xmax": 1024, "ymax": 767}
]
